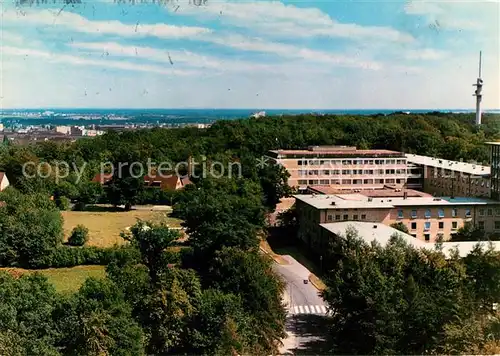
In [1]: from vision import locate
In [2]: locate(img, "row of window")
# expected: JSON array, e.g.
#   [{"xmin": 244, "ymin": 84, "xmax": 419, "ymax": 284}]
[
  {"xmin": 479, "ymin": 208, "xmax": 500, "ymax": 216},
  {"xmin": 409, "ymin": 220, "xmax": 500, "ymax": 232},
  {"xmin": 298, "ymin": 178, "xmax": 405, "ymax": 185},
  {"xmin": 327, "ymin": 214, "xmax": 367, "ymax": 222},
  {"xmin": 299, "ymin": 169, "xmax": 407, "ymax": 176},
  {"xmin": 421, "ymin": 233, "xmax": 438, "ymax": 242},
  {"xmin": 409, "ymin": 221, "xmax": 456, "ymax": 231},
  {"xmin": 428, "ymin": 167, "xmax": 487, "ymax": 175},
  {"xmin": 298, "ymin": 159, "xmax": 406, "ymax": 166},
  {"xmin": 397, "ymin": 208, "xmax": 470, "ymax": 219}
]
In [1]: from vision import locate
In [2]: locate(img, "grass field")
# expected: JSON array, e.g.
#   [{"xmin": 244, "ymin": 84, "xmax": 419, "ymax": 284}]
[
  {"xmin": 62, "ymin": 209, "xmax": 182, "ymax": 248},
  {"xmin": 0, "ymin": 265, "xmax": 106, "ymax": 294}
]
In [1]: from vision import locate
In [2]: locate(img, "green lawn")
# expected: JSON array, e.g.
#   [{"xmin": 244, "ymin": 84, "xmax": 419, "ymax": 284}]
[
  {"xmin": 1, "ymin": 265, "xmax": 106, "ymax": 294},
  {"xmin": 62, "ymin": 210, "xmax": 182, "ymax": 248}
]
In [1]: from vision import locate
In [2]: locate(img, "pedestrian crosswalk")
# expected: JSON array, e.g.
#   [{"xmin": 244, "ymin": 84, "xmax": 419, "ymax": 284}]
[{"xmin": 289, "ymin": 305, "xmax": 328, "ymax": 315}]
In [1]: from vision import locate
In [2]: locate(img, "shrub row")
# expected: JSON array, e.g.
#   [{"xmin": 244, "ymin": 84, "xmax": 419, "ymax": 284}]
[
  {"xmin": 135, "ymin": 189, "xmax": 180, "ymax": 205},
  {"xmin": 29, "ymin": 245, "xmax": 141, "ymax": 269}
]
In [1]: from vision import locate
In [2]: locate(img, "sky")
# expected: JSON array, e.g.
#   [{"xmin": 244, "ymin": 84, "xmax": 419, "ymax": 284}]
[{"xmin": 1, "ymin": 0, "xmax": 499, "ymax": 109}]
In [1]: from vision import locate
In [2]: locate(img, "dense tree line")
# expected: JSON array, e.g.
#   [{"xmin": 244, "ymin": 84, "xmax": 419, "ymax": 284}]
[
  {"xmin": 0, "ymin": 181, "xmax": 286, "ymax": 354},
  {"xmin": 322, "ymin": 228, "xmax": 500, "ymax": 354},
  {"xmin": 0, "ymin": 143, "xmax": 287, "ymax": 354},
  {"xmin": 0, "ymin": 112, "xmax": 498, "ymax": 354},
  {"xmin": 0, "ymin": 112, "xmax": 498, "ymax": 210}
]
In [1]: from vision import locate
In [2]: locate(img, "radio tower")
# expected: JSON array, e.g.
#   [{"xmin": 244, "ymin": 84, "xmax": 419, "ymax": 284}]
[{"xmin": 473, "ymin": 51, "xmax": 483, "ymax": 125}]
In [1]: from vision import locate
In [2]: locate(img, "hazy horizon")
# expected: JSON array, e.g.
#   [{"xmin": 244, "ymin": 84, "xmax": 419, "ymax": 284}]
[{"xmin": 2, "ymin": 0, "xmax": 499, "ymax": 109}]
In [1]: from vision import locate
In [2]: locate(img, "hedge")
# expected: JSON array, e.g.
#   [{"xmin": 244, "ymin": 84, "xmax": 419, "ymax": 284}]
[{"xmin": 28, "ymin": 245, "xmax": 141, "ymax": 269}]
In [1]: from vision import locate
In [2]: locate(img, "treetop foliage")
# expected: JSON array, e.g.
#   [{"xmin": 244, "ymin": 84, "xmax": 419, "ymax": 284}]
[
  {"xmin": 322, "ymin": 229, "xmax": 500, "ymax": 355},
  {"xmin": 0, "ymin": 112, "xmax": 498, "ymax": 354}
]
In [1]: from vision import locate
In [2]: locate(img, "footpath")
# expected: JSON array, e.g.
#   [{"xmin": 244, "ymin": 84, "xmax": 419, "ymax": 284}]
[{"xmin": 279, "ymin": 289, "xmax": 297, "ymax": 355}]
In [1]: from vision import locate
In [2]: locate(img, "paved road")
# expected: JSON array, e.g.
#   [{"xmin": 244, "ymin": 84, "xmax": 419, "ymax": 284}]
[
  {"xmin": 273, "ymin": 255, "xmax": 331, "ymax": 355},
  {"xmin": 273, "ymin": 257, "xmax": 324, "ymax": 308}
]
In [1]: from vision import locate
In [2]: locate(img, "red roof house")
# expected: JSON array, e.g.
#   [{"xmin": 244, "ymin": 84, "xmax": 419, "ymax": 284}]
[{"xmin": 92, "ymin": 172, "xmax": 192, "ymax": 191}]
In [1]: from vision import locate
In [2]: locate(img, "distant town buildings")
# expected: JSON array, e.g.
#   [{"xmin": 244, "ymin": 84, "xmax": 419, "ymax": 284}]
[
  {"xmin": 55, "ymin": 126, "xmax": 72, "ymax": 135},
  {"xmin": 251, "ymin": 111, "xmax": 266, "ymax": 118},
  {"xmin": 0, "ymin": 120, "xmax": 211, "ymax": 144}
]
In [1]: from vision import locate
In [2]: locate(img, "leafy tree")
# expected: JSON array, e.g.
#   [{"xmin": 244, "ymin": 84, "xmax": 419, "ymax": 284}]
[
  {"xmin": 74, "ymin": 181, "xmax": 103, "ymax": 210},
  {"xmin": 144, "ymin": 267, "xmax": 202, "ymax": 354},
  {"xmin": 440, "ymin": 313, "xmax": 500, "ymax": 355},
  {"xmin": 0, "ymin": 189, "xmax": 63, "ymax": 267},
  {"xmin": 463, "ymin": 244, "xmax": 500, "ymax": 308},
  {"xmin": 207, "ymin": 247, "xmax": 287, "ymax": 354},
  {"xmin": 55, "ymin": 278, "xmax": 145, "ymax": 356},
  {"xmin": 0, "ymin": 272, "xmax": 61, "ymax": 355},
  {"xmin": 276, "ymin": 204, "xmax": 298, "ymax": 238},
  {"xmin": 174, "ymin": 178, "xmax": 264, "ymax": 267},
  {"xmin": 0, "ymin": 330, "xmax": 24, "ymax": 356},
  {"xmin": 110, "ymin": 221, "xmax": 201, "ymax": 354},
  {"xmin": 53, "ymin": 180, "xmax": 78, "ymax": 210},
  {"xmin": 258, "ymin": 163, "xmax": 292, "ymax": 212},
  {"xmin": 322, "ymin": 229, "xmax": 474, "ymax": 354},
  {"xmin": 391, "ymin": 222, "xmax": 409, "ymax": 234},
  {"xmin": 68, "ymin": 225, "xmax": 89, "ymax": 246},
  {"xmin": 121, "ymin": 221, "xmax": 180, "ymax": 282},
  {"xmin": 54, "ymin": 181, "xmax": 79, "ymax": 201},
  {"xmin": 188, "ymin": 289, "xmax": 255, "ymax": 355},
  {"xmin": 106, "ymin": 150, "xmax": 146, "ymax": 211},
  {"xmin": 107, "ymin": 175, "xmax": 144, "ymax": 211},
  {"xmin": 55, "ymin": 196, "xmax": 71, "ymax": 211},
  {"xmin": 451, "ymin": 221, "xmax": 486, "ymax": 242}
]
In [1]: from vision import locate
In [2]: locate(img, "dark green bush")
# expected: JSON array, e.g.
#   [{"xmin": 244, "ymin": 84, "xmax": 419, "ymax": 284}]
[
  {"xmin": 56, "ymin": 196, "xmax": 71, "ymax": 211},
  {"xmin": 30, "ymin": 245, "xmax": 140, "ymax": 269},
  {"xmin": 68, "ymin": 225, "xmax": 89, "ymax": 246},
  {"xmin": 72, "ymin": 201, "xmax": 86, "ymax": 211},
  {"xmin": 136, "ymin": 188, "xmax": 179, "ymax": 205}
]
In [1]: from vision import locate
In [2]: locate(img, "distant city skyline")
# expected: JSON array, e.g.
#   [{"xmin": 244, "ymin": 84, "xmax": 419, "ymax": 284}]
[{"xmin": 2, "ymin": 0, "xmax": 499, "ymax": 109}]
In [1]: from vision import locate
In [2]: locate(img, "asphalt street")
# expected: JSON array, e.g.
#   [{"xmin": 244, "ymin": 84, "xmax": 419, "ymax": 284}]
[
  {"xmin": 273, "ymin": 255, "xmax": 331, "ymax": 355},
  {"xmin": 274, "ymin": 257, "xmax": 324, "ymax": 307}
]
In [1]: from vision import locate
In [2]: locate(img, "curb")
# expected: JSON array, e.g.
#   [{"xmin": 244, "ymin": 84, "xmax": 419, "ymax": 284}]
[
  {"xmin": 282, "ymin": 287, "xmax": 291, "ymax": 312},
  {"xmin": 308, "ymin": 273, "xmax": 326, "ymax": 291},
  {"xmin": 259, "ymin": 246, "xmax": 290, "ymax": 265}
]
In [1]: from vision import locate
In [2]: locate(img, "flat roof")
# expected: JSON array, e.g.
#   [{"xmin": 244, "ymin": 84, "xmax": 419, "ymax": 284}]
[
  {"xmin": 297, "ymin": 194, "xmax": 394, "ymax": 209},
  {"xmin": 438, "ymin": 241, "xmax": 500, "ymax": 257},
  {"xmin": 308, "ymin": 185, "xmax": 431, "ymax": 197},
  {"xmin": 405, "ymin": 153, "xmax": 490, "ymax": 176},
  {"xmin": 321, "ymin": 221, "xmax": 426, "ymax": 248},
  {"xmin": 295, "ymin": 194, "xmax": 500, "ymax": 210},
  {"xmin": 486, "ymin": 142, "xmax": 500, "ymax": 146},
  {"xmin": 320, "ymin": 221, "xmax": 500, "ymax": 258},
  {"xmin": 269, "ymin": 149, "xmax": 404, "ymax": 157}
]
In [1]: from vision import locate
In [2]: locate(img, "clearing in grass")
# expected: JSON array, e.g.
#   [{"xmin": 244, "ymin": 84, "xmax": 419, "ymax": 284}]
[
  {"xmin": 62, "ymin": 209, "xmax": 182, "ymax": 248},
  {"xmin": 0, "ymin": 265, "xmax": 106, "ymax": 294}
]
